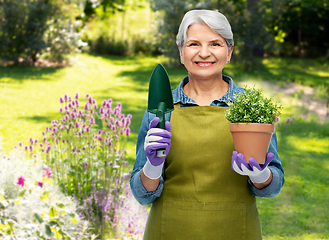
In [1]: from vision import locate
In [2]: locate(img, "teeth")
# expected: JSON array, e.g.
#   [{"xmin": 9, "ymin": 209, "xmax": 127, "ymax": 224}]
[{"xmin": 197, "ymin": 62, "xmax": 212, "ymax": 66}]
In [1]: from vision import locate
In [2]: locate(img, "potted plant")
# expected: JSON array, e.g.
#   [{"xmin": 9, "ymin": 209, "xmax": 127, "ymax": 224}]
[{"xmin": 225, "ymin": 87, "xmax": 282, "ymax": 164}]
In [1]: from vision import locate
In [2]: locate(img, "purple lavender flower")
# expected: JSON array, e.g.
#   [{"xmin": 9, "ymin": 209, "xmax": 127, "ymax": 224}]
[
  {"xmin": 37, "ymin": 182, "xmax": 43, "ymax": 187},
  {"xmin": 45, "ymin": 144, "xmax": 51, "ymax": 154},
  {"xmin": 75, "ymin": 93, "xmax": 79, "ymax": 99},
  {"xmin": 90, "ymin": 117, "xmax": 95, "ymax": 124},
  {"xmin": 84, "ymin": 161, "xmax": 88, "ymax": 170},
  {"xmin": 64, "ymin": 94, "xmax": 68, "ymax": 101},
  {"xmin": 99, "ymin": 107, "xmax": 104, "ymax": 114},
  {"xmin": 59, "ymin": 97, "xmax": 64, "ymax": 103},
  {"xmin": 125, "ymin": 128, "xmax": 131, "ymax": 136}
]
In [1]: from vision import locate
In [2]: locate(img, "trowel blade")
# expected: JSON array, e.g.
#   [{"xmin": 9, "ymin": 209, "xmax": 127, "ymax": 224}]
[{"xmin": 147, "ymin": 64, "xmax": 174, "ymax": 115}]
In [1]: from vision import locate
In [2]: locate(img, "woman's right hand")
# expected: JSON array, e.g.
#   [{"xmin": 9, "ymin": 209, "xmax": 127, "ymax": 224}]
[
  {"xmin": 142, "ymin": 117, "xmax": 172, "ymax": 183},
  {"xmin": 144, "ymin": 117, "xmax": 172, "ymax": 166}
]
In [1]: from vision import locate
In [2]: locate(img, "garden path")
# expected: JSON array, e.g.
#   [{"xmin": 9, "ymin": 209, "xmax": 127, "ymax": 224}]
[{"xmin": 239, "ymin": 80, "xmax": 329, "ymax": 122}]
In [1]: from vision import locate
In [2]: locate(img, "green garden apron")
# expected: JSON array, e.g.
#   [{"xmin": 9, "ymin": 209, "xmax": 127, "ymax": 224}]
[{"xmin": 143, "ymin": 105, "xmax": 262, "ymax": 240}]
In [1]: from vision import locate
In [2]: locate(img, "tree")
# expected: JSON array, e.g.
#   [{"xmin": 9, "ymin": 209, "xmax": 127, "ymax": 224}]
[
  {"xmin": 269, "ymin": 0, "xmax": 329, "ymax": 58},
  {"xmin": 232, "ymin": 0, "xmax": 278, "ymax": 69},
  {"xmin": 0, "ymin": 0, "xmax": 85, "ymax": 65}
]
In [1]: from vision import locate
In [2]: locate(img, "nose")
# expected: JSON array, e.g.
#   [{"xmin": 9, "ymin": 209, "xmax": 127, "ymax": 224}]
[{"xmin": 199, "ymin": 46, "xmax": 210, "ymax": 58}]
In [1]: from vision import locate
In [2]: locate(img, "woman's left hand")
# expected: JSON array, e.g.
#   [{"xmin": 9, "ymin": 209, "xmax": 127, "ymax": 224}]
[{"xmin": 231, "ymin": 151, "xmax": 274, "ymax": 184}]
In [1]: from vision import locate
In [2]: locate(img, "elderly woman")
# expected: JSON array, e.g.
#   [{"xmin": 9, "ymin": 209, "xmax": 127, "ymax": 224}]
[{"xmin": 130, "ymin": 9, "xmax": 284, "ymax": 239}]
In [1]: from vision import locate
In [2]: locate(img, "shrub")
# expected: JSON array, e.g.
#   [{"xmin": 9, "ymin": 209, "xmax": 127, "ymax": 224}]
[
  {"xmin": 11, "ymin": 93, "xmax": 149, "ymax": 238},
  {"xmin": 0, "ymin": 0, "xmax": 85, "ymax": 65},
  {"xmin": 15, "ymin": 93, "xmax": 146, "ymax": 238}
]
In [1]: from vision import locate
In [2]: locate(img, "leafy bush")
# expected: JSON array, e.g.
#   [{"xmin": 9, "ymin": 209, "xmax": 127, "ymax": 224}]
[
  {"xmin": 225, "ymin": 87, "xmax": 282, "ymax": 124},
  {"xmin": 86, "ymin": 35, "xmax": 129, "ymax": 56},
  {"xmin": 82, "ymin": 31, "xmax": 159, "ymax": 56},
  {"xmin": 0, "ymin": 139, "xmax": 93, "ymax": 239},
  {"xmin": 0, "ymin": 0, "xmax": 85, "ymax": 65}
]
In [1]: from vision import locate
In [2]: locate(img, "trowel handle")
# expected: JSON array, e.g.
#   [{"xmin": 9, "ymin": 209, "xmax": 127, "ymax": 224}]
[{"xmin": 156, "ymin": 102, "xmax": 167, "ymax": 157}]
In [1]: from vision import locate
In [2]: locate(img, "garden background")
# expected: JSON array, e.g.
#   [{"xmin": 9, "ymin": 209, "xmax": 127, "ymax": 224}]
[{"xmin": 1, "ymin": 0, "xmax": 329, "ymax": 239}]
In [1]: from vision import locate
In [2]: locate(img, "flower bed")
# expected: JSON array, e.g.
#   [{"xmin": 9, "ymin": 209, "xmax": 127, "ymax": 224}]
[{"xmin": 1, "ymin": 94, "xmax": 148, "ymax": 239}]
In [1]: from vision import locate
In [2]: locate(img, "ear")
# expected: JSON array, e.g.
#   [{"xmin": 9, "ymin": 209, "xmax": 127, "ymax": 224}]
[
  {"xmin": 179, "ymin": 46, "xmax": 184, "ymax": 64},
  {"xmin": 227, "ymin": 46, "xmax": 234, "ymax": 62}
]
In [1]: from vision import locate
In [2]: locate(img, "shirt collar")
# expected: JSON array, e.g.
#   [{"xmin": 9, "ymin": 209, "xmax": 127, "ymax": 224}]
[{"xmin": 173, "ymin": 75, "xmax": 238, "ymax": 105}]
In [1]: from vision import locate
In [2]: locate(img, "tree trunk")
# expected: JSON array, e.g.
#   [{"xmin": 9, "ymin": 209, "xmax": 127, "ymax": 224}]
[{"xmin": 298, "ymin": 13, "xmax": 303, "ymax": 57}]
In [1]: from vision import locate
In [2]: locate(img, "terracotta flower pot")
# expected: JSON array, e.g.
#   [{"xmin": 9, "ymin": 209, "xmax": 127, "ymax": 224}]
[{"xmin": 229, "ymin": 123, "xmax": 275, "ymax": 164}]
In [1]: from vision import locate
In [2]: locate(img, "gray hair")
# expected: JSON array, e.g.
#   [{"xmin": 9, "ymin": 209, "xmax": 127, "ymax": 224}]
[{"xmin": 176, "ymin": 10, "xmax": 234, "ymax": 49}]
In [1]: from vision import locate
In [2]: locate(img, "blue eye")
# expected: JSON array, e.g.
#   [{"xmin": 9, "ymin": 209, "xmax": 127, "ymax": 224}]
[{"xmin": 212, "ymin": 43, "xmax": 220, "ymax": 47}]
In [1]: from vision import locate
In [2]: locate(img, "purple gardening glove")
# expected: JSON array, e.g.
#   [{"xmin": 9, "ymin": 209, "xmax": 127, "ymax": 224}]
[
  {"xmin": 231, "ymin": 151, "xmax": 274, "ymax": 183},
  {"xmin": 144, "ymin": 117, "xmax": 172, "ymax": 166}
]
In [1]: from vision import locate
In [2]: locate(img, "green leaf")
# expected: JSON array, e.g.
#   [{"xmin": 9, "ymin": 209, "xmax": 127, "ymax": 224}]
[
  {"xmin": 57, "ymin": 203, "xmax": 65, "ymax": 208},
  {"xmin": 49, "ymin": 207, "xmax": 58, "ymax": 218},
  {"xmin": 49, "ymin": 221, "xmax": 59, "ymax": 227},
  {"xmin": 18, "ymin": 189, "xmax": 26, "ymax": 197},
  {"xmin": 45, "ymin": 224, "xmax": 52, "ymax": 236},
  {"xmin": 34, "ymin": 213, "xmax": 43, "ymax": 223}
]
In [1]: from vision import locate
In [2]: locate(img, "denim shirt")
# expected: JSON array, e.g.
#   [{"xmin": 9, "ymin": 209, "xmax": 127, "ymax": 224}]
[{"xmin": 130, "ymin": 75, "xmax": 285, "ymax": 205}]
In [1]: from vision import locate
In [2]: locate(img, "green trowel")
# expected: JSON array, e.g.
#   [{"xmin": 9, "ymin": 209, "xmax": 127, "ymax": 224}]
[{"xmin": 147, "ymin": 64, "xmax": 174, "ymax": 157}]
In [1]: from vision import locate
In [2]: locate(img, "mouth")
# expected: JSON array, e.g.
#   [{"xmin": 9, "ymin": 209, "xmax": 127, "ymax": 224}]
[{"xmin": 195, "ymin": 61, "xmax": 215, "ymax": 66}]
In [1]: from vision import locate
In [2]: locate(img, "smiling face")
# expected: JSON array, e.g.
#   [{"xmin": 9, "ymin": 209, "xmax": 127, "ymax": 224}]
[{"xmin": 179, "ymin": 23, "xmax": 233, "ymax": 82}]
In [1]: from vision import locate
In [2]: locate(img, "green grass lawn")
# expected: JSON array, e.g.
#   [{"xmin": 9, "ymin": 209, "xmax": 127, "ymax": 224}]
[{"xmin": 1, "ymin": 53, "xmax": 329, "ymax": 239}]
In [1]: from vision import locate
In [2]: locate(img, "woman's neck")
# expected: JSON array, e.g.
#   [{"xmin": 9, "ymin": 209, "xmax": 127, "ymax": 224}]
[{"xmin": 183, "ymin": 75, "xmax": 229, "ymax": 106}]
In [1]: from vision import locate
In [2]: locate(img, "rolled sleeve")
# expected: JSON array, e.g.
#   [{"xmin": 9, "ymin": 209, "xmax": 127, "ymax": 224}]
[
  {"xmin": 130, "ymin": 110, "xmax": 168, "ymax": 205},
  {"xmin": 130, "ymin": 169, "xmax": 164, "ymax": 205}
]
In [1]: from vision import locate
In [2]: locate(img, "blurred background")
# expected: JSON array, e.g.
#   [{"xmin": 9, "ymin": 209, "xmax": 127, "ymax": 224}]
[{"xmin": 1, "ymin": 0, "xmax": 328, "ymax": 67}]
